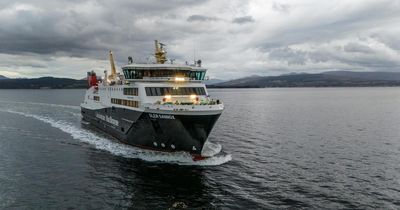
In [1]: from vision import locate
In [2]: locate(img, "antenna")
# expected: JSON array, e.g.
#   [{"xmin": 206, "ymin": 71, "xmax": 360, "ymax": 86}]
[
  {"xmin": 197, "ymin": 59, "xmax": 202, "ymax": 67},
  {"xmin": 159, "ymin": 42, "xmax": 166, "ymax": 49},
  {"xmin": 193, "ymin": 42, "xmax": 196, "ymax": 65}
]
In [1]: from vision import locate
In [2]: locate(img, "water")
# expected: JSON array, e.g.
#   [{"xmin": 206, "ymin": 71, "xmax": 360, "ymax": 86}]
[{"xmin": 0, "ymin": 88, "xmax": 400, "ymax": 209}]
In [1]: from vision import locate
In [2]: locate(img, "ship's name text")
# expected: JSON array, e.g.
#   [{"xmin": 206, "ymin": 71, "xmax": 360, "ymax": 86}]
[{"xmin": 149, "ymin": 113, "xmax": 175, "ymax": 120}]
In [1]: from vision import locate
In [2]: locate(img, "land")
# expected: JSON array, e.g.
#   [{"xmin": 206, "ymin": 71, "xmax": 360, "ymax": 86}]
[
  {"xmin": 208, "ymin": 71, "xmax": 400, "ymax": 88},
  {"xmin": 0, "ymin": 75, "xmax": 9, "ymax": 80},
  {"xmin": 1, "ymin": 71, "xmax": 400, "ymax": 89},
  {"xmin": 0, "ymin": 76, "xmax": 87, "ymax": 89}
]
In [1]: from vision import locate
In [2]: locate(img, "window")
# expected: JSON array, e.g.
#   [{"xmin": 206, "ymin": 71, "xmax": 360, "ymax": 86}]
[
  {"xmin": 111, "ymin": 98, "xmax": 139, "ymax": 108},
  {"xmin": 123, "ymin": 88, "xmax": 138, "ymax": 96},
  {"xmin": 145, "ymin": 87, "xmax": 151, "ymax": 96},
  {"xmin": 93, "ymin": 96, "xmax": 100, "ymax": 101},
  {"xmin": 122, "ymin": 69, "xmax": 207, "ymax": 81},
  {"xmin": 145, "ymin": 87, "xmax": 206, "ymax": 96},
  {"xmin": 123, "ymin": 69, "xmax": 145, "ymax": 79},
  {"xmin": 188, "ymin": 71, "xmax": 206, "ymax": 80},
  {"xmin": 155, "ymin": 87, "xmax": 161, "ymax": 96}
]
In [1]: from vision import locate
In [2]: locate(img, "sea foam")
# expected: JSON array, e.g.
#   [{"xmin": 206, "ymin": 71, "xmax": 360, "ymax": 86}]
[{"xmin": 2, "ymin": 109, "xmax": 231, "ymax": 166}]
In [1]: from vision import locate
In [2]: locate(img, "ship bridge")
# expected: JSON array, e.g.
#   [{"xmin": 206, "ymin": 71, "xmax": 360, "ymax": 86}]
[{"xmin": 122, "ymin": 64, "xmax": 207, "ymax": 82}]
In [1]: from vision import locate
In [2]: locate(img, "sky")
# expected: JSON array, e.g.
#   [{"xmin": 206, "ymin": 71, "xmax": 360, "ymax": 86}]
[{"xmin": 0, "ymin": 0, "xmax": 399, "ymax": 80}]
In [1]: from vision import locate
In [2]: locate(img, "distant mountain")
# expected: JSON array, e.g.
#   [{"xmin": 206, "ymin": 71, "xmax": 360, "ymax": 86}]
[
  {"xmin": 2, "ymin": 71, "xmax": 400, "ymax": 89},
  {"xmin": 0, "ymin": 77, "xmax": 87, "ymax": 89},
  {"xmin": 323, "ymin": 71, "xmax": 400, "ymax": 81},
  {"xmin": 208, "ymin": 75, "xmax": 264, "ymax": 87},
  {"xmin": 204, "ymin": 79, "xmax": 225, "ymax": 85},
  {"xmin": 209, "ymin": 71, "xmax": 400, "ymax": 88}
]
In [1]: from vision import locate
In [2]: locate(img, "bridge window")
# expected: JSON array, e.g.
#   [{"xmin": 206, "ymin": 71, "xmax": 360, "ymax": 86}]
[
  {"xmin": 123, "ymin": 69, "xmax": 144, "ymax": 79},
  {"xmin": 189, "ymin": 71, "xmax": 206, "ymax": 80},
  {"xmin": 145, "ymin": 87, "xmax": 206, "ymax": 96},
  {"xmin": 123, "ymin": 69, "xmax": 206, "ymax": 80}
]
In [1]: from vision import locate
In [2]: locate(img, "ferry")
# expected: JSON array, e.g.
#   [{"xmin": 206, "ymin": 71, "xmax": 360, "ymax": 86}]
[{"xmin": 80, "ymin": 41, "xmax": 224, "ymax": 160}]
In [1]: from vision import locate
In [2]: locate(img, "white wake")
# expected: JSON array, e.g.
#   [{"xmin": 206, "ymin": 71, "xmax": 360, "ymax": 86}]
[
  {"xmin": 0, "ymin": 101, "xmax": 81, "ymax": 110},
  {"xmin": 1, "ymin": 109, "xmax": 231, "ymax": 166}
]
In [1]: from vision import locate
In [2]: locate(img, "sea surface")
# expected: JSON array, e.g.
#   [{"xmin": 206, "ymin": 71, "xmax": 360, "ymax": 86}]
[{"xmin": 0, "ymin": 88, "xmax": 400, "ymax": 209}]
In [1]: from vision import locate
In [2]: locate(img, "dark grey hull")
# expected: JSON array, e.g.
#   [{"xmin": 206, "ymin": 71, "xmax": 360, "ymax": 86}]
[{"xmin": 81, "ymin": 107, "xmax": 221, "ymax": 155}]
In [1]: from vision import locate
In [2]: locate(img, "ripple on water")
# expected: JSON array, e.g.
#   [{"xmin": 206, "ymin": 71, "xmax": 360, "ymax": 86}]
[{"xmin": 1, "ymin": 108, "xmax": 231, "ymax": 166}]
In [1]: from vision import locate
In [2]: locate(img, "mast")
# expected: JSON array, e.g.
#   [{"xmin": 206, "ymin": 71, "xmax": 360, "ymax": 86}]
[
  {"xmin": 154, "ymin": 40, "xmax": 167, "ymax": 64},
  {"xmin": 109, "ymin": 50, "xmax": 117, "ymax": 79}
]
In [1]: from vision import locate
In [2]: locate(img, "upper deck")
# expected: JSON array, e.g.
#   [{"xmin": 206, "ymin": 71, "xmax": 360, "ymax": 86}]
[{"xmin": 121, "ymin": 63, "xmax": 207, "ymax": 82}]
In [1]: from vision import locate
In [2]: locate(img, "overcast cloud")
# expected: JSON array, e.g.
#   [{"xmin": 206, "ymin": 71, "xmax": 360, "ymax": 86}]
[{"xmin": 0, "ymin": 0, "xmax": 399, "ymax": 79}]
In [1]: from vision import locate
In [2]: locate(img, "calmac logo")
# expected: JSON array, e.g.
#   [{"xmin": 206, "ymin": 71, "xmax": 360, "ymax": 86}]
[{"xmin": 96, "ymin": 113, "xmax": 119, "ymax": 126}]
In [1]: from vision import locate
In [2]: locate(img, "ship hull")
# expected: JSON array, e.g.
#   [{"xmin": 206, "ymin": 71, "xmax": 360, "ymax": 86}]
[{"xmin": 81, "ymin": 107, "xmax": 221, "ymax": 156}]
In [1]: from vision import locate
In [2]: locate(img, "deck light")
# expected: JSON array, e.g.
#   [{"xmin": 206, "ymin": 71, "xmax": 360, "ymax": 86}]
[
  {"xmin": 165, "ymin": 95, "xmax": 172, "ymax": 99},
  {"xmin": 190, "ymin": 94, "xmax": 197, "ymax": 99},
  {"xmin": 175, "ymin": 77, "xmax": 185, "ymax": 82}
]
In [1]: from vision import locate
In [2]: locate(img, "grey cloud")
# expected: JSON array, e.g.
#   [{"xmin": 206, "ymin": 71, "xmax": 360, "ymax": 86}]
[
  {"xmin": 268, "ymin": 47, "xmax": 307, "ymax": 65},
  {"xmin": 343, "ymin": 43, "xmax": 374, "ymax": 54},
  {"xmin": 117, "ymin": 0, "xmax": 208, "ymax": 13},
  {"xmin": 187, "ymin": 15, "xmax": 218, "ymax": 22},
  {"xmin": 0, "ymin": 0, "xmax": 400, "ymax": 79},
  {"xmin": 0, "ymin": 0, "xmax": 212, "ymax": 63},
  {"xmin": 371, "ymin": 33, "xmax": 400, "ymax": 51},
  {"xmin": 0, "ymin": 4, "xmax": 117, "ymax": 56},
  {"xmin": 272, "ymin": 2, "xmax": 290, "ymax": 13},
  {"xmin": 258, "ymin": 1, "xmax": 400, "ymax": 50},
  {"xmin": 308, "ymin": 51, "xmax": 332, "ymax": 63},
  {"xmin": 2, "ymin": 60, "xmax": 47, "ymax": 69},
  {"xmin": 267, "ymin": 39, "xmax": 399, "ymax": 71},
  {"xmin": 232, "ymin": 16, "xmax": 254, "ymax": 24}
]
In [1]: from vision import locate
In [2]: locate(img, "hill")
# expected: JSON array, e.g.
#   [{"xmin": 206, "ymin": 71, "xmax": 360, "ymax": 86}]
[
  {"xmin": 0, "ymin": 75, "xmax": 9, "ymax": 80},
  {"xmin": 204, "ymin": 79, "xmax": 225, "ymax": 85},
  {"xmin": 2, "ymin": 71, "xmax": 400, "ymax": 89},
  {"xmin": 0, "ymin": 77, "xmax": 87, "ymax": 89},
  {"xmin": 209, "ymin": 71, "xmax": 400, "ymax": 88},
  {"xmin": 323, "ymin": 71, "xmax": 400, "ymax": 81}
]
